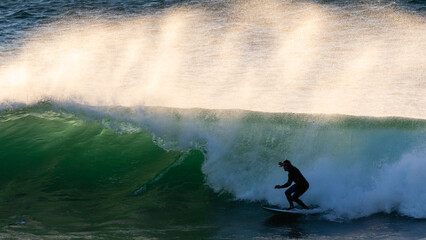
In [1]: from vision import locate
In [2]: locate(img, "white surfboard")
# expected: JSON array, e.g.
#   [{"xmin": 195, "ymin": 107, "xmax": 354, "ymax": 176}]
[{"xmin": 262, "ymin": 205, "xmax": 323, "ymax": 215}]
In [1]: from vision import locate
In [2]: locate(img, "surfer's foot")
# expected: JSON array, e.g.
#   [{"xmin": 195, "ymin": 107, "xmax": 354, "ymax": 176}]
[{"xmin": 286, "ymin": 206, "xmax": 295, "ymax": 210}]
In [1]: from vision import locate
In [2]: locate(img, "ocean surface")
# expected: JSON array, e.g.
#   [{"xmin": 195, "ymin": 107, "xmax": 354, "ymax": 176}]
[{"xmin": 1, "ymin": 0, "xmax": 426, "ymax": 239}]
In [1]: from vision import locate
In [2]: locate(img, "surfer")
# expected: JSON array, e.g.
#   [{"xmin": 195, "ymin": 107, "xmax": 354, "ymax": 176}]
[{"xmin": 275, "ymin": 160, "xmax": 309, "ymax": 210}]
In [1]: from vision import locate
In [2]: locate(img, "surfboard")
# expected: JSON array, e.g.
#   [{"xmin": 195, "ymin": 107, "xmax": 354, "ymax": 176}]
[{"xmin": 262, "ymin": 205, "xmax": 322, "ymax": 215}]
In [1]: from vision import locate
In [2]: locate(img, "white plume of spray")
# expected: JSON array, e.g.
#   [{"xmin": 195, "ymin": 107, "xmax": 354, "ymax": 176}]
[{"xmin": 0, "ymin": 0, "xmax": 425, "ymax": 118}]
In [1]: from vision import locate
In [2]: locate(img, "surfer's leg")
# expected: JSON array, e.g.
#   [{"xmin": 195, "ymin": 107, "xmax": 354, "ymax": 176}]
[
  {"xmin": 292, "ymin": 185, "xmax": 309, "ymax": 209},
  {"xmin": 293, "ymin": 199, "xmax": 309, "ymax": 209},
  {"xmin": 285, "ymin": 185, "xmax": 296, "ymax": 208}
]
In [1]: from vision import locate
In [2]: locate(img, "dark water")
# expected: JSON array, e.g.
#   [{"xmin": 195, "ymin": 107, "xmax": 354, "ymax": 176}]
[
  {"xmin": 0, "ymin": 0, "xmax": 425, "ymax": 49},
  {"xmin": 1, "ymin": 0, "xmax": 426, "ymax": 239}
]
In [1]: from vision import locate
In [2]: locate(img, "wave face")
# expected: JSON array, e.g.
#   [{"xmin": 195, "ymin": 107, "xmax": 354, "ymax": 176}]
[
  {"xmin": 0, "ymin": 103, "xmax": 218, "ymax": 238},
  {"xmin": 1, "ymin": 102, "xmax": 425, "ymax": 223}
]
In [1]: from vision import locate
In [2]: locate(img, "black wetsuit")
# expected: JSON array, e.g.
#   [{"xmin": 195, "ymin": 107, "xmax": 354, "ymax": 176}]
[{"xmin": 282, "ymin": 165, "xmax": 309, "ymax": 208}]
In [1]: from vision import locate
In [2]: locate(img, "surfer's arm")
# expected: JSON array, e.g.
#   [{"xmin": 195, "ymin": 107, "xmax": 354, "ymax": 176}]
[
  {"xmin": 275, "ymin": 177, "xmax": 292, "ymax": 189},
  {"xmin": 281, "ymin": 180, "xmax": 292, "ymax": 188},
  {"xmin": 281, "ymin": 174, "xmax": 293, "ymax": 188}
]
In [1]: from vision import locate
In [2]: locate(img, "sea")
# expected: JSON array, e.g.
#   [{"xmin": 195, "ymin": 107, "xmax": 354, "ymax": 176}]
[{"xmin": 0, "ymin": 0, "xmax": 426, "ymax": 239}]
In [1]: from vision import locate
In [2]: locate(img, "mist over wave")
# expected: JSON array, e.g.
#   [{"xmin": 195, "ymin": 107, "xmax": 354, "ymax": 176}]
[{"xmin": 0, "ymin": 0, "xmax": 425, "ymax": 118}]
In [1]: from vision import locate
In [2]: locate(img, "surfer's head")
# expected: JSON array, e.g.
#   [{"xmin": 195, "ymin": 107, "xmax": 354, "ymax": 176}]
[
  {"xmin": 279, "ymin": 160, "xmax": 292, "ymax": 171},
  {"xmin": 283, "ymin": 160, "xmax": 292, "ymax": 171}
]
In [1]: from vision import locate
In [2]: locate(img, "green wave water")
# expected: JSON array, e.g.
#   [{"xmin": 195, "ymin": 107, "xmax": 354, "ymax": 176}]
[
  {"xmin": 1, "ymin": 102, "xmax": 426, "ymax": 239},
  {"xmin": 0, "ymin": 104, "xmax": 221, "ymax": 239}
]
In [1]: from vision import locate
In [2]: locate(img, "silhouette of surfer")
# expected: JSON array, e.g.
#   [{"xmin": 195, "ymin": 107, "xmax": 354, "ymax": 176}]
[{"xmin": 275, "ymin": 160, "xmax": 309, "ymax": 210}]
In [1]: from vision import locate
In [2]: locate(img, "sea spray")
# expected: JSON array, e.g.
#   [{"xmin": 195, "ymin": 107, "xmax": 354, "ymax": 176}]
[{"xmin": 1, "ymin": 0, "xmax": 425, "ymax": 118}]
